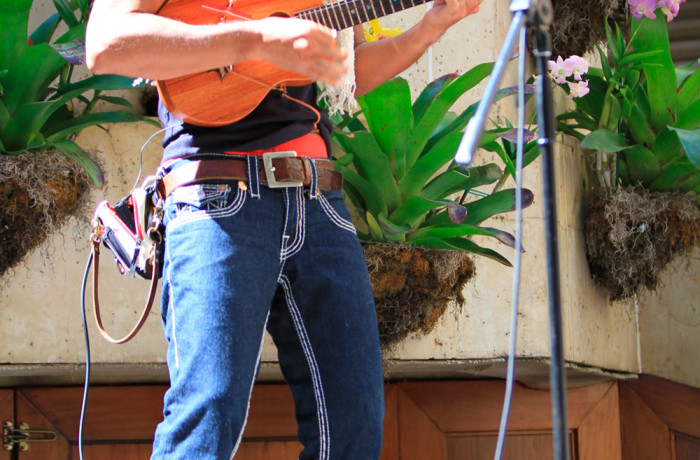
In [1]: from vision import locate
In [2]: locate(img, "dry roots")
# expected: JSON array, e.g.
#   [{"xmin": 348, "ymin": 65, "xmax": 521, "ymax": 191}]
[
  {"xmin": 363, "ymin": 243, "xmax": 476, "ymax": 348},
  {"xmin": 549, "ymin": 0, "xmax": 630, "ymax": 58},
  {"xmin": 585, "ymin": 187, "xmax": 700, "ymax": 300},
  {"xmin": 0, "ymin": 150, "xmax": 91, "ymax": 278}
]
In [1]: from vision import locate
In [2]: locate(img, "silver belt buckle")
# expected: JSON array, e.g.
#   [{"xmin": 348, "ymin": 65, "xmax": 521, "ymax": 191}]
[{"xmin": 262, "ymin": 151, "xmax": 304, "ymax": 188}]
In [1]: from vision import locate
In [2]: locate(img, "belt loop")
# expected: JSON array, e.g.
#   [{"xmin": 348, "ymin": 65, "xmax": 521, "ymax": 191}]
[
  {"xmin": 307, "ymin": 158, "xmax": 319, "ymax": 199},
  {"xmin": 246, "ymin": 155, "xmax": 261, "ymax": 199}
]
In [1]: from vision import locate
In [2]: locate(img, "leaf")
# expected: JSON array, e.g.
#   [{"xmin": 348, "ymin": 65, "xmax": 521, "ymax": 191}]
[
  {"xmin": 605, "ymin": 20, "xmax": 621, "ymax": 65},
  {"xmin": 418, "ymin": 198, "xmax": 467, "ymax": 223},
  {"xmin": 412, "ymin": 72, "xmax": 460, "ymax": 123},
  {"xmin": 460, "ymin": 188, "xmax": 534, "ymax": 226},
  {"xmin": 50, "ymin": 39, "xmax": 85, "ymax": 64},
  {"xmin": 669, "ymin": 127, "xmax": 700, "ymax": 168},
  {"xmin": 53, "ymin": 0, "xmax": 80, "ymax": 28},
  {"xmin": 365, "ymin": 211, "xmax": 384, "ymax": 241},
  {"xmin": 2, "ymin": 43, "xmax": 65, "ymax": 115},
  {"xmin": 652, "ymin": 127, "xmax": 684, "ymax": 166},
  {"xmin": 359, "ymin": 78, "xmax": 412, "ymax": 178},
  {"xmin": 581, "ymin": 129, "xmax": 631, "ymax": 153},
  {"xmin": 621, "ymin": 144, "xmax": 662, "ymax": 186},
  {"xmin": 96, "ymin": 95, "xmax": 136, "ymax": 111},
  {"xmin": 649, "ymin": 159, "xmax": 700, "ymax": 193},
  {"xmin": 336, "ymin": 131, "xmax": 402, "ymax": 211},
  {"xmin": 408, "ymin": 225, "xmax": 517, "ymax": 249},
  {"xmin": 29, "ymin": 13, "xmax": 61, "ymax": 44},
  {"xmin": 51, "ymin": 139, "xmax": 104, "ymax": 187},
  {"xmin": 494, "ymin": 128, "xmax": 535, "ymax": 144},
  {"xmin": 480, "ymin": 138, "xmax": 516, "ymax": 179},
  {"xmin": 421, "ymin": 163, "xmax": 502, "ymax": 201},
  {"xmin": 398, "ymin": 131, "xmax": 463, "ymax": 198},
  {"xmin": 390, "ymin": 196, "xmax": 444, "ymax": 229},
  {"xmin": 55, "ymin": 73, "xmax": 140, "ymax": 95},
  {"xmin": 676, "ymin": 100, "xmax": 700, "ymax": 131},
  {"xmin": 410, "ymin": 236, "xmax": 513, "ymax": 267},
  {"xmin": 407, "ymin": 62, "xmax": 494, "ymax": 167},
  {"xmin": 378, "ymin": 214, "xmax": 410, "ymax": 235},
  {"xmin": 333, "ymin": 164, "xmax": 388, "ymax": 218},
  {"xmin": 0, "ymin": 0, "xmax": 33, "ymax": 71},
  {"xmin": 619, "ymin": 50, "xmax": 664, "ymax": 68},
  {"xmin": 677, "ymin": 68, "xmax": 700, "ymax": 122},
  {"xmin": 629, "ymin": 15, "xmax": 677, "ymax": 131}
]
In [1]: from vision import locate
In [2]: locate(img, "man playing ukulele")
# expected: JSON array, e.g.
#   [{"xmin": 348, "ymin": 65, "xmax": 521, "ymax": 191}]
[{"xmin": 86, "ymin": 0, "xmax": 483, "ymax": 458}]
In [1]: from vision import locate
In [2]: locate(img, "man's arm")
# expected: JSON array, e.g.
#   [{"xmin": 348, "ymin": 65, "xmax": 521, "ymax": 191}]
[
  {"xmin": 85, "ymin": 0, "xmax": 348, "ymax": 85},
  {"xmin": 353, "ymin": 0, "xmax": 483, "ymax": 96}
]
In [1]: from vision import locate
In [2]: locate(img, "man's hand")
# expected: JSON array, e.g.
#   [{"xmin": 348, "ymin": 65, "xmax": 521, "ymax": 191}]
[
  {"xmin": 421, "ymin": 0, "xmax": 484, "ymax": 41},
  {"xmin": 252, "ymin": 17, "xmax": 348, "ymax": 86}
]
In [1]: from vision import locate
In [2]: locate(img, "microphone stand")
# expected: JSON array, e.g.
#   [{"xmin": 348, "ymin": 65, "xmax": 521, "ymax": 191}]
[{"xmin": 454, "ymin": 1, "xmax": 570, "ymax": 459}]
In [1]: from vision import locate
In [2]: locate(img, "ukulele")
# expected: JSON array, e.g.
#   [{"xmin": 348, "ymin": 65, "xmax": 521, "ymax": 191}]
[{"xmin": 156, "ymin": 0, "xmax": 430, "ymax": 126}]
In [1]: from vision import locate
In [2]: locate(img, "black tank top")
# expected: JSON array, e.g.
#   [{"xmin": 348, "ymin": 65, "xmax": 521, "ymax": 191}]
[{"xmin": 159, "ymin": 84, "xmax": 333, "ymax": 163}]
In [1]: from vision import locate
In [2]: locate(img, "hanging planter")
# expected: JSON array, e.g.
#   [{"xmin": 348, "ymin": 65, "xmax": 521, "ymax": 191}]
[
  {"xmin": 585, "ymin": 187, "xmax": 700, "ymax": 300},
  {"xmin": 548, "ymin": 4, "xmax": 700, "ymax": 299},
  {"xmin": 549, "ymin": 0, "xmax": 630, "ymax": 58},
  {"xmin": 364, "ymin": 244, "xmax": 476, "ymax": 348},
  {"xmin": 0, "ymin": 149, "xmax": 91, "ymax": 277}
]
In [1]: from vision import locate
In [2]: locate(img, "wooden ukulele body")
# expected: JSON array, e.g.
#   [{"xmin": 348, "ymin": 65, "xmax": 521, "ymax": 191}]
[{"xmin": 156, "ymin": 0, "xmax": 324, "ymax": 127}]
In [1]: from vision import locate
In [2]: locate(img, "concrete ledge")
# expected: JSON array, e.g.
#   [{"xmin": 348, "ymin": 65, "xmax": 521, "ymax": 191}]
[{"xmin": 0, "ymin": 358, "xmax": 637, "ymax": 389}]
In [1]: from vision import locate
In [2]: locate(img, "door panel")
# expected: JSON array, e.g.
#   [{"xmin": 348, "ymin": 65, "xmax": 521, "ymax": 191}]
[{"xmin": 674, "ymin": 432, "xmax": 700, "ymax": 460}]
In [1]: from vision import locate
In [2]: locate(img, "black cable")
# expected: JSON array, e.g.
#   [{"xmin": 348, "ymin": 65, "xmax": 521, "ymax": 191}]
[{"xmin": 79, "ymin": 251, "xmax": 93, "ymax": 460}]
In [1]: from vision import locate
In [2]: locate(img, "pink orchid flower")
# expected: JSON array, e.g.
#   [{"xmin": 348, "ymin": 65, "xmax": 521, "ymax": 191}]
[
  {"xmin": 628, "ymin": 0, "xmax": 658, "ymax": 19},
  {"xmin": 567, "ymin": 80, "xmax": 590, "ymax": 99},
  {"xmin": 565, "ymin": 55, "xmax": 589, "ymax": 81},
  {"xmin": 547, "ymin": 56, "xmax": 570, "ymax": 84}
]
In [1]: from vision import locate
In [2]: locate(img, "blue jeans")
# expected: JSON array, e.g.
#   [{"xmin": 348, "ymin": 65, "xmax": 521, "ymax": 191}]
[{"xmin": 151, "ymin": 156, "xmax": 384, "ymax": 459}]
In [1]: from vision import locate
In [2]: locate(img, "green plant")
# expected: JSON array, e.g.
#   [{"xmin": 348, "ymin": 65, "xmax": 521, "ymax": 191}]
[
  {"xmin": 330, "ymin": 65, "xmax": 536, "ymax": 266},
  {"xmin": 550, "ymin": 2, "xmax": 700, "ymax": 195},
  {"xmin": 0, "ymin": 0, "xmax": 158, "ymax": 187}
]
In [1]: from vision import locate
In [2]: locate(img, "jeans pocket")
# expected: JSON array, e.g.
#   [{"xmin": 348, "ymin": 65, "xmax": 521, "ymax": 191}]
[
  {"xmin": 317, "ymin": 190, "xmax": 356, "ymax": 234},
  {"xmin": 167, "ymin": 183, "xmax": 246, "ymax": 230}
]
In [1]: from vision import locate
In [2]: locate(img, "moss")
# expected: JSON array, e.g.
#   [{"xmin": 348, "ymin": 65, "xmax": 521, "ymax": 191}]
[
  {"xmin": 363, "ymin": 243, "xmax": 476, "ymax": 349},
  {"xmin": 549, "ymin": 0, "xmax": 630, "ymax": 58},
  {"xmin": 0, "ymin": 150, "xmax": 91, "ymax": 278},
  {"xmin": 585, "ymin": 187, "xmax": 700, "ymax": 300}
]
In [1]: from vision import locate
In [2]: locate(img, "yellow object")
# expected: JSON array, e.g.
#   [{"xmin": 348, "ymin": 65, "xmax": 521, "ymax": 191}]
[{"xmin": 363, "ymin": 19, "xmax": 402, "ymax": 42}]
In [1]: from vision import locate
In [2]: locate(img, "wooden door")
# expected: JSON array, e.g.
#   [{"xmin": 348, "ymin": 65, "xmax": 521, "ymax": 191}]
[
  {"xmin": 392, "ymin": 379, "xmax": 620, "ymax": 460},
  {"xmin": 8, "ymin": 385, "xmax": 305, "ymax": 459}
]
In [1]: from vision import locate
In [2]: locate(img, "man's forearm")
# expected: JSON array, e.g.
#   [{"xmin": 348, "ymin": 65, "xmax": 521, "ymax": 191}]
[
  {"xmin": 353, "ymin": 21, "xmax": 442, "ymax": 97},
  {"xmin": 353, "ymin": 0, "xmax": 482, "ymax": 96},
  {"xmin": 86, "ymin": 0, "xmax": 348, "ymax": 85},
  {"xmin": 86, "ymin": 12, "xmax": 258, "ymax": 79}
]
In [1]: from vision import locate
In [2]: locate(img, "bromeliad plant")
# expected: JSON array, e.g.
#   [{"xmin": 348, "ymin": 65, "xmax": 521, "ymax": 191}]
[
  {"xmin": 1, "ymin": 0, "xmax": 157, "ymax": 187},
  {"xmin": 550, "ymin": 0, "xmax": 700, "ymax": 195},
  {"xmin": 330, "ymin": 64, "xmax": 536, "ymax": 267}
]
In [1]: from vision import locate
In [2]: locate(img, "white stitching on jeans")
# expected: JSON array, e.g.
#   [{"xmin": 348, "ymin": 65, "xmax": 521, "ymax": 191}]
[
  {"xmin": 168, "ymin": 186, "xmax": 246, "ymax": 231},
  {"xmin": 228, "ymin": 309, "xmax": 271, "ymax": 460},
  {"xmin": 317, "ymin": 194, "xmax": 356, "ymax": 233},
  {"xmin": 278, "ymin": 275, "xmax": 330, "ymax": 460},
  {"xmin": 281, "ymin": 188, "xmax": 306, "ymax": 259}
]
